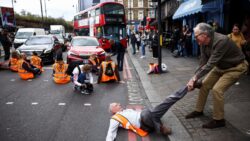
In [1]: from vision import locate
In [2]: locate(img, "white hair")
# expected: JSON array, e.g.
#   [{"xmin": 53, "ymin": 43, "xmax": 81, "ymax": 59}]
[{"xmin": 193, "ymin": 22, "xmax": 214, "ymax": 37}]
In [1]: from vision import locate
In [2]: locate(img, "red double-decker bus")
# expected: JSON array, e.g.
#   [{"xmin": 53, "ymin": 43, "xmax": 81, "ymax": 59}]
[{"xmin": 73, "ymin": 2, "xmax": 127, "ymax": 51}]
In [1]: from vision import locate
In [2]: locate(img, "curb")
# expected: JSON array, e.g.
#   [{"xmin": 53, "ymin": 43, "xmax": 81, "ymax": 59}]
[{"xmin": 127, "ymin": 47, "xmax": 193, "ymax": 141}]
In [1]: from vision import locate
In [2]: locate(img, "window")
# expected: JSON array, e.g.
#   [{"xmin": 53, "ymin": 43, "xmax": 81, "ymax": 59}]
[
  {"xmin": 127, "ymin": 11, "xmax": 134, "ymax": 20},
  {"xmin": 148, "ymin": 2, "xmax": 154, "ymax": 8},
  {"xmin": 103, "ymin": 4, "xmax": 125, "ymax": 15},
  {"xmin": 138, "ymin": 10, "xmax": 143, "ymax": 20},
  {"xmin": 148, "ymin": 10, "xmax": 155, "ymax": 18},
  {"xmin": 117, "ymin": 0, "xmax": 123, "ymax": 4},
  {"xmin": 96, "ymin": 8, "xmax": 100, "ymax": 15},
  {"xmin": 138, "ymin": 0, "xmax": 143, "ymax": 8},
  {"xmin": 128, "ymin": 0, "xmax": 133, "ymax": 8}
]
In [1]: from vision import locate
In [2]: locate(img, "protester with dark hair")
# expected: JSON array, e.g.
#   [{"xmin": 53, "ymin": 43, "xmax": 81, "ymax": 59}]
[
  {"xmin": 52, "ymin": 54, "xmax": 70, "ymax": 84},
  {"xmin": 30, "ymin": 51, "xmax": 43, "ymax": 71},
  {"xmin": 9, "ymin": 50, "xmax": 20, "ymax": 72}
]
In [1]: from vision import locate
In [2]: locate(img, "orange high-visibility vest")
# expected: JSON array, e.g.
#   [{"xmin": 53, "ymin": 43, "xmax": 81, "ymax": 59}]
[
  {"xmin": 9, "ymin": 58, "xmax": 19, "ymax": 72},
  {"xmin": 112, "ymin": 114, "xmax": 148, "ymax": 137},
  {"xmin": 17, "ymin": 59, "xmax": 34, "ymax": 80},
  {"xmin": 100, "ymin": 61, "xmax": 117, "ymax": 82},
  {"xmin": 53, "ymin": 63, "xmax": 70, "ymax": 84},
  {"xmin": 30, "ymin": 55, "xmax": 43, "ymax": 71}
]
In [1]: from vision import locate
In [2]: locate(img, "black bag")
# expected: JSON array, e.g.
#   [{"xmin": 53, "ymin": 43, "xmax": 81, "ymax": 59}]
[
  {"xmin": 66, "ymin": 60, "xmax": 83, "ymax": 76},
  {"xmin": 105, "ymin": 63, "xmax": 114, "ymax": 76}
]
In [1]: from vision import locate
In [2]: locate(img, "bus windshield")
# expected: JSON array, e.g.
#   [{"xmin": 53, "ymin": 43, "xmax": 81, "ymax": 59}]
[
  {"xmin": 103, "ymin": 26, "xmax": 126, "ymax": 41},
  {"xmin": 103, "ymin": 4, "xmax": 124, "ymax": 15}
]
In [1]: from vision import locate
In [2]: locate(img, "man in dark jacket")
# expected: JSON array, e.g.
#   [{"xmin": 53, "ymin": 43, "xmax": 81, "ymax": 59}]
[
  {"xmin": 186, "ymin": 23, "xmax": 248, "ymax": 129},
  {"xmin": 130, "ymin": 32, "xmax": 137, "ymax": 55},
  {"xmin": 0, "ymin": 29, "xmax": 12, "ymax": 61},
  {"xmin": 110, "ymin": 39, "xmax": 126, "ymax": 71}
]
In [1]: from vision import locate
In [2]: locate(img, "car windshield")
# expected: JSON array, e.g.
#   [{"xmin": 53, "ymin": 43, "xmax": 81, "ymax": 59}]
[
  {"xmin": 15, "ymin": 32, "xmax": 33, "ymax": 39},
  {"xmin": 25, "ymin": 37, "xmax": 52, "ymax": 45},
  {"xmin": 53, "ymin": 34, "xmax": 63, "ymax": 39},
  {"xmin": 72, "ymin": 38, "xmax": 99, "ymax": 46}
]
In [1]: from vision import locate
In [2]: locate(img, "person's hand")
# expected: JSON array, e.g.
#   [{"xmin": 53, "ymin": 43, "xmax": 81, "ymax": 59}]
[{"xmin": 187, "ymin": 77, "xmax": 196, "ymax": 91}]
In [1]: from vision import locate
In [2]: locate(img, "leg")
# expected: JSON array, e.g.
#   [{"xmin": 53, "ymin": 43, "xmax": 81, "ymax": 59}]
[
  {"xmin": 119, "ymin": 52, "xmax": 124, "ymax": 71},
  {"xmin": 3, "ymin": 45, "xmax": 10, "ymax": 61},
  {"xmin": 212, "ymin": 61, "xmax": 248, "ymax": 120},
  {"xmin": 141, "ymin": 86, "xmax": 188, "ymax": 133}
]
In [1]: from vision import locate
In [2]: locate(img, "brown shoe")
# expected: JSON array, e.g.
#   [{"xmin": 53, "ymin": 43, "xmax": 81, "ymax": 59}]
[
  {"xmin": 202, "ymin": 119, "xmax": 225, "ymax": 129},
  {"xmin": 185, "ymin": 111, "xmax": 203, "ymax": 119},
  {"xmin": 160, "ymin": 125, "xmax": 172, "ymax": 135}
]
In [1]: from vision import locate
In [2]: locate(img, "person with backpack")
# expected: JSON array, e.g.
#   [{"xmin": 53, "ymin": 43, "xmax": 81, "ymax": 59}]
[
  {"xmin": 98, "ymin": 55, "xmax": 121, "ymax": 83},
  {"xmin": 76, "ymin": 64, "xmax": 94, "ymax": 94}
]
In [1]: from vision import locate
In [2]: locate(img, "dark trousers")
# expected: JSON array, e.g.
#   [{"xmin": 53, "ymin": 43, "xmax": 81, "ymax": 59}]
[
  {"xmin": 3, "ymin": 45, "xmax": 10, "ymax": 61},
  {"xmin": 152, "ymin": 46, "xmax": 158, "ymax": 58},
  {"xmin": 117, "ymin": 52, "xmax": 125, "ymax": 71},
  {"xmin": 140, "ymin": 86, "xmax": 188, "ymax": 133}
]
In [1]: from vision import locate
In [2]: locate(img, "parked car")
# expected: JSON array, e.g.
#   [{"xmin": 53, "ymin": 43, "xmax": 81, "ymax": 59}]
[
  {"xmin": 16, "ymin": 35, "xmax": 62, "ymax": 63},
  {"xmin": 67, "ymin": 36, "xmax": 106, "ymax": 64},
  {"xmin": 14, "ymin": 28, "xmax": 46, "ymax": 49}
]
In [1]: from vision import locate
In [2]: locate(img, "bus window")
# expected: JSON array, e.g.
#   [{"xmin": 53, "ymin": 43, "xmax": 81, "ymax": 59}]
[
  {"xmin": 82, "ymin": 12, "xmax": 88, "ymax": 19},
  {"xmin": 103, "ymin": 4, "xmax": 124, "ymax": 15},
  {"xmin": 96, "ymin": 8, "xmax": 100, "ymax": 16},
  {"xmin": 103, "ymin": 26, "xmax": 126, "ymax": 41},
  {"xmin": 79, "ymin": 28, "xmax": 90, "ymax": 36},
  {"xmin": 90, "ymin": 10, "xmax": 95, "ymax": 17}
]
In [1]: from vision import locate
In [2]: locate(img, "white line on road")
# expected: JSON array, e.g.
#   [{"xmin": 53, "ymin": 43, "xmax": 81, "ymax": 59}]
[
  {"xmin": 31, "ymin": 102, "xmax": 38, "ymax": 105},
  {"xmin": 84, "ymin": 103, "xmax": 91, "ymax": 106},
  {"xmin": 43, "ymin": 80, "xmax": 49, "ymax": 82},
  {"xmin": 6, "ymin": 102, "xmax": 14, "ymax": 105},
  {"xmin": 10, "ymin": 79, "xmax": 16, "ymax": 82},
  {"xmin": 27, "ymin": 79, "xmax": 33, "ymax": 82},
  {"xmin": 58, "ymin": 103, "xmax": 66, "ymax": 106}
]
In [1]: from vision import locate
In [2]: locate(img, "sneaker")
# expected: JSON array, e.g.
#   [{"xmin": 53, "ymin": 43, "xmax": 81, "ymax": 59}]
[
  {"xmin": 81, "ymin": 90, "xmax": 86, "ymax": 94},
  {"xmin": 160, "ymin": 125, "xmax": 172, "ymax": 135},
  {"xmin": 202, "ymin": 119, "xmax": 225, "ymax": 129},
  {"xmin": 84, "ymin": 90, "xmax": 90, "ymax": 95},
  {"xmin": 140, "ymin": 56, "xmax": 145, "ymax": 59},
  {"xmin": 185, "ymin": 111, "xmax": 203, "ymax": 119}
]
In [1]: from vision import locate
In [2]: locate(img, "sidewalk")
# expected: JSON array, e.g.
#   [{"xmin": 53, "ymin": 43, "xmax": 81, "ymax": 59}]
[{"xmin": 127, "ymin": 45, "xmax": 250, "ymax": 141}]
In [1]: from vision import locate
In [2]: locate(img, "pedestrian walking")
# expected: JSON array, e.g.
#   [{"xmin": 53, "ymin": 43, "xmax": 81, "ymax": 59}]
[
  {"xmin": 140, "ymin": 32, "xmax": 146, "ymax": 58},
  {"xmin": 130, "ymin": 31, "xmax": 137, "ymax": 55},
  {"xmin": 135, "ymin": 31, "xmax": 141, "ymax": 53},
  {"xmin": 110, "ymin": 39, "xmax": 126, "ymax": 71},
  {"xmin": 186, "ymin": 23, "xmax": 248, "ymax": 129},
  {"xmin": 0, "ymin": 29, "xmax": 12, "ymax": 61}
]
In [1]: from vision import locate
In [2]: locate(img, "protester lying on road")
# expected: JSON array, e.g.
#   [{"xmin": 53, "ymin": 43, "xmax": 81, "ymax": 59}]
[{"xmin": 106, "ymin": 85, "xmax": 194, "ymax": 141}]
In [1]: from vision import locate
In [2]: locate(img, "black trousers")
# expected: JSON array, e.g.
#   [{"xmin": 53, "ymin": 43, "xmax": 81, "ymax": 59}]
[
  {"xmin": 140, "ymin": 86, "xmax": 188, "ymax": 133},
  {"xmin": 3, "ymin": 45, "xmax": 10, "ymax": 61}
]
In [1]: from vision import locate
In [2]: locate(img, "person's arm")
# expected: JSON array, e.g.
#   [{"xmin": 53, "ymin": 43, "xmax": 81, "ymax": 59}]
[
  {"xmin": 22, "ymin": 62, "xmax": 33, "ymax": 72},
  {"xmin": 72, "ymin": 68, "xmax": 82, "ymax": 86},
  {"xmin": 106, "ymin": 119, "xmax": 120, "ymax": 141},
  {"xmin": 195, "ymin": 39, "xmax": 229, "ymax": 80}
]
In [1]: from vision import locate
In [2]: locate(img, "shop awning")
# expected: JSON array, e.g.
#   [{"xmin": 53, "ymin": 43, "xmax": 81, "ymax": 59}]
[{"xmin": 173, "ymin": 0, "xmax": 219, "ymax": 20}]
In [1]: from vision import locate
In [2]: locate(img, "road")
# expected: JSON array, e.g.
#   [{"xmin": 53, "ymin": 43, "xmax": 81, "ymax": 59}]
[{"xmin": 0, "ymin": 53, "xmax": 169, "ymax": 141}]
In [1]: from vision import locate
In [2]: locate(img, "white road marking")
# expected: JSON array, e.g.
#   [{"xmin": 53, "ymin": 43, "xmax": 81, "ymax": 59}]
[
  {"xmin": 10, "ymin": 79, "xmax": 16, "ymax": 82},
  {"xmin": 84, "ymin": 103, "xmax": 91, "ymax": 106},
  {"xmin": 235, "ymin": 82, "xmax": 240, "ymax": 85},
  {"xmin": 6, "ymin": 102, "xmax": 14, "ymax": 105},
  {"xmin": 43, "ymin": 80, "xmax": 49, "ymax": 82},
  {"xmin": 27, "ymin": 79, "xmax": 32, "ymax": 82},
  {"xmin": 58, "ymin": 103, "xmax": 66, "ymax": 106},
  {"xmin": 31, "ymin": 102, "xmax": 38, "ymax": 105},
  {"xmin": 43, "ymin": 67, "xmax": 53, "ymax": 70}
]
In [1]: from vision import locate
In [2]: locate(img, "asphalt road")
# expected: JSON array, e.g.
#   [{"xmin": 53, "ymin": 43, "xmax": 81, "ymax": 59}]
[{"xmin": 0, "ymin": 53, "xmax": 169, "ymax": 141}]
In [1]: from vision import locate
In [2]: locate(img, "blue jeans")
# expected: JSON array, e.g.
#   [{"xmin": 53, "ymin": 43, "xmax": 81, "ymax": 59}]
[
  {"xmin": 117, "ymin": 52, "xmax": 125, "ymax": 71},
  {"xmin": 141, "ymin": 43, "xmax": 145, "ymax": 56}
]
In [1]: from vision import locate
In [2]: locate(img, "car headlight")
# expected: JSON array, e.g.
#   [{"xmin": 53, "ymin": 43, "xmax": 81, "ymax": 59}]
[{"xmin": 44, "ymin": 49, "xmax": 52, "ymax": 54}]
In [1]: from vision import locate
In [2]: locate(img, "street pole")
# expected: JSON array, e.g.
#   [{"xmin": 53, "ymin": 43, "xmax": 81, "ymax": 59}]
[
  {"xmin": 157, "ymin": 0, "xmax": 162, "ymax": 73},
  {"xmin": 129, "ymin": 0, "xmax": 132, "ymax": 32},
  {"xmin": 40, "ymin": 0, "xmax": 44, "ymax": 27},
  {"xmin": 44, "ymin": 0, "xmax": 47, "ymax": 18}
]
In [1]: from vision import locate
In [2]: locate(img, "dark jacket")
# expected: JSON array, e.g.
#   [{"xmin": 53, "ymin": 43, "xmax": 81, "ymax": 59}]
[
  {"xmin": 0, "ymin": 34, "xmax": 12, "ymax": 47},
  {"xmin": 195, "ymin": 32, "xmax": 245, "ymax": 79}
]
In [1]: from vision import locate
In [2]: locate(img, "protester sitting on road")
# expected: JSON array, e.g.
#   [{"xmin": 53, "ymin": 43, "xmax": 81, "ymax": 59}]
[
  {"xmin": 30, "ymin": 51, "xmax": 43, "ymax": 72},
  {"xmin": 9, "ymin": 50, "xmax": 20, "ymax": 72},
  {"xmin": 17, "ymin": 53, "xmax": 41, "ymax": 80},
  {"xmin": 52, "ymin": 55, "xmax": 70, "ymax": 84},
  {"xmin": 97, "ymin": 55, "xmax": 121, "ymax": 83},
  {"xmin": 75, "ymin": 64, "xmax": 94, "ymax": 94},
  {"xmin": 186, "ymin": 23, "xmax": 248, "ymax": 129},
  {"xmin": 106, "ymin": 86, "xmax": 193, "ymax": 141},
  {"xmin": 88, "ymin": 54, "xmax": 100, "ymax": 74}
]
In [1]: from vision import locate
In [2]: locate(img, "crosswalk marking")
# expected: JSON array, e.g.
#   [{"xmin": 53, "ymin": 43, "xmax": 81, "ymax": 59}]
[
  {"xmin": 84, "ymin": 103, "xmax": 91, "ymax": 106},
  {"xmin": 6, "ymin": 102, "xmax": 14, "ymax": 105},
  {"xmin": 58, "ymin": 103, "xmax": 66, "ymax": 106},
  {"xmin": 31, "ymin": 102, "xmax": 38, "ymax": 105}
]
